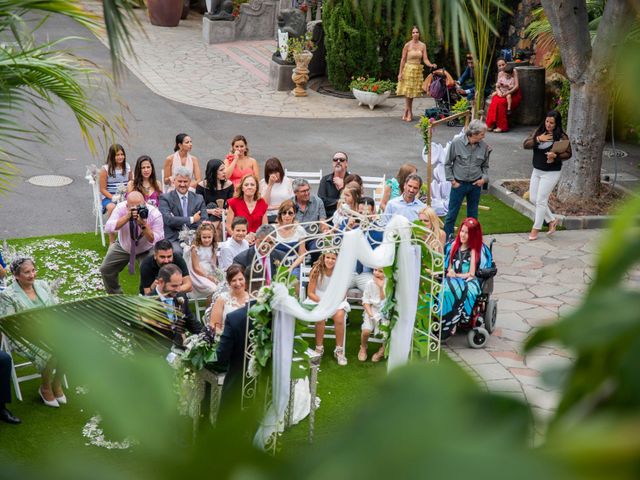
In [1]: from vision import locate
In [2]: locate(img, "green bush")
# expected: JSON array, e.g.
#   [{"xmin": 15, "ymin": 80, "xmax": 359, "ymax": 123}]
[
  {"xmin": 324, "ymin": 0, "xmax": 379, "ymax": 91},
  {"xmin": 553, "ymin": 78, "xmax": 570, "ymax": 129}
]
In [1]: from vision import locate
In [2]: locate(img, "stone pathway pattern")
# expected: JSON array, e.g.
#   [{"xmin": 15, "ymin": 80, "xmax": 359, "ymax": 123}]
[{"xmin": 94, "ymin": 8, "xmax": 435, "ymax": 118}]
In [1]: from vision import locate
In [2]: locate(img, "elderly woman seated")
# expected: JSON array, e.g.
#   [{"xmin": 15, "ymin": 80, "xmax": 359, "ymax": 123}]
[{"xmin": 0, "ymin": 257, "xmax": 67, "ymax": 407}]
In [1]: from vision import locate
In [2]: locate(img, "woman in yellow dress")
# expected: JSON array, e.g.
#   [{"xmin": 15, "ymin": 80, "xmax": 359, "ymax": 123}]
[{"xmin": 397, "ymin": 26, "xmax": 436, "ymax": 122}]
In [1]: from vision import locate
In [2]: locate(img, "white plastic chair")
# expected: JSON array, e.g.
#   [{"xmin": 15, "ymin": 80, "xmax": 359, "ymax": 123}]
[
  {"xmin": 87, "ymin": 169, "xmax": 106, "ymax": 247},
  {"xmin": 187, "ymin": 291, "xmax": 209, "ymax": 324},
  {"xmin": 0, "ymin": 334, "xmax": 68, "ymax": 401},
  {"xmin": 285, "ymin": 169, "xmax": 323, "ymax": 185},
  {"xmin": 298, "ymin": 265, "xmax": 346, "ymax": 349}
]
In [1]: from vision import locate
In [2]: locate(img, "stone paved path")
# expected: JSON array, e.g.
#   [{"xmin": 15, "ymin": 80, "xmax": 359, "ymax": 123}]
[
  {"xmin": 443, "ymin": 229, "xmax": 617, "ymax": 425},
  {"xmin": 91, "ymin": 7, "xmax": 435, "ymax": 118}
]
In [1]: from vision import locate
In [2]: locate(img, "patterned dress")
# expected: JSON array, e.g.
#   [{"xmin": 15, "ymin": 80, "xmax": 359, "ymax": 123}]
[
  {"xmin": 396, "ymin": 48, "xmax": 424, "ymax": 98},
  {"xmin": 439, "ymin": 246, "xmax": 482, "ymax": 338}
]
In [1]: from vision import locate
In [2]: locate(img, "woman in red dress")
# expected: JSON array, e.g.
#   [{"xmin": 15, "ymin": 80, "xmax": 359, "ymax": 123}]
[
  {"xmin": 485, "ymin": 58, "xmax": 522, "ymax": 133},
  {"xmin": 226, "ymin": 174, "xmax": 268, "ymax": 245}
]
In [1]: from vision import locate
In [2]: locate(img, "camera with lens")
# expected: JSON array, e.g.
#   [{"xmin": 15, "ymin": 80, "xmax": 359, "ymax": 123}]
[{"xmin": 130, "ymin": 205, "xmax": 149, "ymax": 220}]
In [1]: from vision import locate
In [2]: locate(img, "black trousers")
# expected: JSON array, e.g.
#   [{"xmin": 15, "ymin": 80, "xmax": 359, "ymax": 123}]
[{"xmin": 0, "ymin": 351, "xmax": 12, "ymax": 404}]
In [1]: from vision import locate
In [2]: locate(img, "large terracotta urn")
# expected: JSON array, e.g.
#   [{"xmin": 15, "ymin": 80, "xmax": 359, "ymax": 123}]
[
  {"xmin": 147, "ymin": 0, "xmax": 183, "ymax": 27},
  {"xmin": 291, "ymin": 51, "xmax": 313, "ymax": 97}
]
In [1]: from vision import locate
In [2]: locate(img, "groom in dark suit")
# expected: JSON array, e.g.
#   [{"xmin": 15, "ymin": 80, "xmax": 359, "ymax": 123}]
[
  {"xmin": 158, "ymin": 166, "xmax": 207, "ymax": 255},
  {"xmin": 233, "ymin": 224, "xmax": 286, "ymax": 296},
  {"xmin": 147, "ymin": 264, "xmax": 203, "ymax": 349}
]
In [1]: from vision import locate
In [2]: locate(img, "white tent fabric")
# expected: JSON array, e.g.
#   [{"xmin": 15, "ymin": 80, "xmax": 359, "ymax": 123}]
[{"xmin": 253, "ymin": 215, "xmax": 421, "ymax": 449}]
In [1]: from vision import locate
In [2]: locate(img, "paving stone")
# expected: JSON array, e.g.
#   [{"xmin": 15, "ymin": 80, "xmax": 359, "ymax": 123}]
[
  {"xmin": 497, "ymin": 328, "xmax": 530, "ymax": 342},
  {"xmin": 454, "ymin": 348, "xmax": 497, "ymax": 365},
  {"xmin": 498, "ymin": 298, "xmax": 538, "ymax": 312},
  {"xmin": 471, "ymin": 362, "xmax": 513, "ymax": 381},
  {"xmin": 524, "ymin": 386, "xmax": 560, "ymax": 412},
  {"xmin": 486, "ymin": 379, "xmax": 524, "ymax": 393}
]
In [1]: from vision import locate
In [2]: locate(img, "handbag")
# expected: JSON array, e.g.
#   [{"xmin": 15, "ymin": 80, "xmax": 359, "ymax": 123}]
[{"xmin": 551, "ymin": 139, "xmax": 570, "ymax": 155}]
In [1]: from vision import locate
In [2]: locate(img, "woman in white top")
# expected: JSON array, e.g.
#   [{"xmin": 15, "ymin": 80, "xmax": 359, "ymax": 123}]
[
  {"xmin": 208, "ymin": 264, "xmax": 249, "ymax": 334},
  {"xmin": 163, "ymin": 133, "xmax": 202, "ymax": 191},
  {"xmin": 259, "ymin": 157, "xmax": 293, "ymax": 223}
]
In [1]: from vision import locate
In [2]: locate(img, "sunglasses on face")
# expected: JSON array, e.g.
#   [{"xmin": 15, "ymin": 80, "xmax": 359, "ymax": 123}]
[
  {"xmin": 282, "ymin": 210, "xmax": 295, "ymax": 216},
  {"xmin": 332, "ymin": 157, "xmax": 346, "ymax": 163}
]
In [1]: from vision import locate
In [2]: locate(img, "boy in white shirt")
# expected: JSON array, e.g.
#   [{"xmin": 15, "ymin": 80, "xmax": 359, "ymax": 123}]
[
  {"xmin": 358, "ymin": 268, "xmax": 387, "ymax": 362},
  {"xmin": 218, "ymin": 216, "xmax": 249, "ymax": 270}
]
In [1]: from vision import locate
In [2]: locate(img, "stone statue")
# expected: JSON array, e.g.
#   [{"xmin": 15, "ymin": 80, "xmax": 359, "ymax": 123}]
[
  {"xmin": 277, "ymin": 8, "xmax": 306, "ymax": 38},
  {"xmin": 205, "ymin": 0, "xmax": 234, "ymax": 20}
]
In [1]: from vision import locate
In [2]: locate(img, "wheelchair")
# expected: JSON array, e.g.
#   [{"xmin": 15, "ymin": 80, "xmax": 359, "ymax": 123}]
[{"xmin": 454, "ymin": 238, "xmax": 498, "ymax": 348}]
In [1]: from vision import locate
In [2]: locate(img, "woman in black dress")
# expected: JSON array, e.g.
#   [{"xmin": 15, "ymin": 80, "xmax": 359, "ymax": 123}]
[{"xmin": 196, "ymin": 159, "xmax": 234, "ymax": 240}]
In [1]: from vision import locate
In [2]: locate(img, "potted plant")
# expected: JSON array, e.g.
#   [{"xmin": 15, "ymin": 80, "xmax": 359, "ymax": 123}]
[
  {"xmin": 147, "ymin": 0, "xmax": 183, "ymax": 27},
  {"xmin": 288, "ymin": 32, "xmax": 316, "ymax": 97},
  {"xmin": 349, "ymin": 77, "xmax": 396, "ymax": 110}
]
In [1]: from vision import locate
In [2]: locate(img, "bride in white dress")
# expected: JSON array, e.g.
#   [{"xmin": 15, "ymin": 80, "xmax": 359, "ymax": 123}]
[{"xmin": 207, "ymin": 264, "xmax": 249, "ymax": 334}]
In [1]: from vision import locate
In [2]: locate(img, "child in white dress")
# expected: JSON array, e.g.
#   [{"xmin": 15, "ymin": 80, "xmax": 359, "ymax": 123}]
[
  {"xmin": 358, "ymin": 268, "xmax": 387, "ymax": 362},
  {"xmin": 187, "ymin": 223, "xmax": 219, "ymax": 300}
]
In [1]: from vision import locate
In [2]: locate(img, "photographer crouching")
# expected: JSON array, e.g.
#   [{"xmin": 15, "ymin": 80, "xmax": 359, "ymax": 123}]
[{"xmin": 100, "ymin": 191, "xmax": 164, "ymax": 294}]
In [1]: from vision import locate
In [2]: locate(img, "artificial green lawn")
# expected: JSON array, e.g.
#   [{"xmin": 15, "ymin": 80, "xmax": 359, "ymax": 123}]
[{"xmin": 1, "ymin": 194, "xmax": 528, "ymax": 461}]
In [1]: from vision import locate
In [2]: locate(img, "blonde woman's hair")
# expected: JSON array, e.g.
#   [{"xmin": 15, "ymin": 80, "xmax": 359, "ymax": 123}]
[{"xmin": 420, "ymin": 206, "xmax": 444, "ymax": 251}]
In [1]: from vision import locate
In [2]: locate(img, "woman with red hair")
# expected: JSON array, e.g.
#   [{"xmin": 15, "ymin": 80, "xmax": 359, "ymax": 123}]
[{"xmin": 440, "ymin": 217, "xmax": 484, "ymax": 338}]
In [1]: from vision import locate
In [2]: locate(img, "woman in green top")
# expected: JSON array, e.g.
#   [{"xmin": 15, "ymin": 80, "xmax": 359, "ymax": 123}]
[{"xmin": 0, "ymin": 257, "xmax": 66, "ymax": 407}]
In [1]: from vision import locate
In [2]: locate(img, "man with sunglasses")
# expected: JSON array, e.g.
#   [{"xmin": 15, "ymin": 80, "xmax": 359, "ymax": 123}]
[{"xmin": 318, "ymin": 152, "xmax": 350, "ymax": 222}]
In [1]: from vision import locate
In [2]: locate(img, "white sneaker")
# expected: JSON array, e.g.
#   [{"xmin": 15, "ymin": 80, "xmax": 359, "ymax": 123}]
[{"xmin": 334, "ymin": 347, "xmax": 348, "ymax": 366}]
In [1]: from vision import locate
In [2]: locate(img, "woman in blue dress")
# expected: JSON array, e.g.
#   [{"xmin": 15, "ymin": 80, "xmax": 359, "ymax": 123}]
[{"xmin": 440, "ymin": 217, "xmax": 484, "ymax": 338}]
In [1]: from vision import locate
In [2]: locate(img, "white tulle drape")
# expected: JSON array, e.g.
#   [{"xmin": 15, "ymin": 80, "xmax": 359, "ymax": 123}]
[{"xmin": 253, "ymin": 215, "xmax": 421, "ymax": 449}]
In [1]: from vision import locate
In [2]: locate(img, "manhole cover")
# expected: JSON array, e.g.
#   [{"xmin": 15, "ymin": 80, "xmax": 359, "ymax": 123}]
[
  {"xmin": 603, "ymin": 148, "xmax": 628, "ymax": 158},
  {"xmin": 27, "ymin": 175, "xmax": 73, "ymax": 187}
]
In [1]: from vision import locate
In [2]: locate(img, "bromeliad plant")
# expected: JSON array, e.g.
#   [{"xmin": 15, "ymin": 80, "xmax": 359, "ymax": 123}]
[{"xmin": 349, "ymin": 77, "xmax": 396, "ymax": 94}]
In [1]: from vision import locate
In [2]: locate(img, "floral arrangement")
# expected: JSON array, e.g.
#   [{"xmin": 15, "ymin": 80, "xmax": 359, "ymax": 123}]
[
  {"xmin": 416, "ymin": 116, "xmax": 434, "ymax": 154},
  {"xmin": 349, "ymin": 77, "xmax": 396, "ymax": 94},
  {"xmin": 451, "ymin": 97, "xmax": 470, "ymax": 114}
]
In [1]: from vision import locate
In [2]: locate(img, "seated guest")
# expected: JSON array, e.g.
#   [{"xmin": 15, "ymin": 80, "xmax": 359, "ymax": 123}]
[
  {"xmin": 260, "ymin": 157, "xmax": 293, "ymax": 223},
  {"xmin": 292, "ymin": 178, "xmax": 328, "ymax": 232},
  {"xmin": 419, "ymin": 206, "xmax": 446, "ymax": 254},
  {"xmin": 274, "ymin": 200, "xmax": 307, "ymax": 277},
  {"xmin": 305, "ymin": 252, "xmax": 349, "ymax": 366},
  {"xmin": 226, "ymin": 174, "xmax": 268, "ymax": 244},
  {"xmin": 358, "ymin": 267, "xmax": 387, "ymax": 363},
  {"xmin": 185, "ymin": 223, "xmax": 220, "ymax": 300},
  {"xmin": 163, "ymin": 133, "xmax": 202, "ymax": 191},
  {"xmin": 208, "ymin": 264, "xmax": 250, "ymax": 334},
  {"xmin": 441, "ymin": 217, "xmax": 484, "ymax": 339},
  {"xmin": 99, "ymin": 144, "xmax": 132, "ymax": 243},
  {"xmin": 232, "ymin": 224, "xmax": 285, "ymax": 296},
  {"xmin": 127, "ymin": 155, "xmax": 162, "ymax": 207},
  {"xmin": 224, "ymin": 134, "xmax": 260, "ymax": 188},
  {"xmin": 1, "ymin": 351, "xmax": 20, "ymax": 424},
  {"xmin": 342, "ymin": 196, "xmax": 381, "ymax": 292},
  {"xmin": 149, "ymin": 264, "xmax": 203, "ymax": 349},
  {"xmin": 380, "ymin": 163, "xmax": 417, "ymax": 211},
  {"xmin": 219, "ymin": 216, "xmax": 250, "ymax": 271},
  {"xmin": 383, "ymin": 173, "xmax": 425, "ymax": 222},
  {"xmin": 332, "ymin": 186, "xmax": 361, "ymax": 230},
  {"xmin": 0, "ymin": 258, "xmax": 66, "ymax": 407},
  {"xmin": 486, "ymin": 58, "xmax": 521, "ymax": 133},
  {"xmin": 100, "ymin": 191, "xmax": 164, "ymax": 294},
  {"xmin": 196, "ymin": 159, "xmax": 234, "ymax": 240},
  {"xmin": 139, "ymin": 240, "xmax": 192, "ymax": 295},
  {"xmin": 159, "ymin": 166, "xmax": 207, "ymax": 255},
  {"xmin": 318, "ymin": 151, "xmax": 350, "ymax": 221}
]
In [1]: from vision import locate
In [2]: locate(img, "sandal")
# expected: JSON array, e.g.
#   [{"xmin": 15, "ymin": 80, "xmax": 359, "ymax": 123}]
[
  {"xmin": 358, "ymin": 346, "xmax": 367, "ymax": 362},
  {"xmin": 493, "ymin": 128, "xmax": 503, "ymax": 133},
  {"xmin": 371, "ymin": 349, "xmax": 385, "ymax": 363},
  {"xmin": 547, "ymin": 219, "xmax": 558, "ymax": 235},
  {"xmin": 315, "ymin": 345, "xmax": 324, "ymax": 356},
  {"xmin": 334, "ymin": 347, "xmax": 348, "ymax": 366}
]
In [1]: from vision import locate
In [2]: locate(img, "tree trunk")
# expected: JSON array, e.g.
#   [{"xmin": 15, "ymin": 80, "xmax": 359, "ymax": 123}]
[{"xmin": 557, "ymin": 77, "xmax": 610, "ymax": 200}]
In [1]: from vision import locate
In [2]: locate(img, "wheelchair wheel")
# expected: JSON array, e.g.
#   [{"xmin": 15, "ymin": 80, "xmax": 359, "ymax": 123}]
[
  {"xmin": 467, "ymin": 327, "xmax": 489, "ymax": 349},
  {"xmin": 485, "ymin": 299, "xmax": 498, "ymax": 334}
]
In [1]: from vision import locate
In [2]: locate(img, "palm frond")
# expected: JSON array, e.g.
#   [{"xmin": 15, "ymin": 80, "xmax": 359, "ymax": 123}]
[{"xmin": 0, "ymin": 294, "xmax": 173, "ymax": 360}]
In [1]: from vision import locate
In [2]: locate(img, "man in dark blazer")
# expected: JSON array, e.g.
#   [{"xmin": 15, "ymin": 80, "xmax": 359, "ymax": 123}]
[
  {"xmin": 232, "ymin": 224, "xmax": 286, "ymax": 296},
  {"xmin": 211, "ymin": 303, "xmax": 253, "ymax": 414},
  {"xmin": 158, "ymin": 166, "xmax": 207, "ymax": 256},
  {"xmin": 146, "ymin": 264, "xmax": 203, "ymax": 350}
]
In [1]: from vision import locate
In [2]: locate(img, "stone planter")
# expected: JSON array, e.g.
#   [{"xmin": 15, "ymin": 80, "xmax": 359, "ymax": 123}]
[
  {"xmin": 148, "ymin": 0, "xmax": 183, "ymax": 26},
  {"xmin": 292, "ymin": 51, "xmax": 313, "ymax": 97},
  {"xmin": 352, "ymin": 88, "xmax": 391, "ymax": 110}
]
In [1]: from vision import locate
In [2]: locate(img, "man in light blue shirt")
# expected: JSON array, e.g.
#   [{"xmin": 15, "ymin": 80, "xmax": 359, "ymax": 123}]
[{"xmin": 383, "ymin": 174, "xmax": 425, "ymax": 222}]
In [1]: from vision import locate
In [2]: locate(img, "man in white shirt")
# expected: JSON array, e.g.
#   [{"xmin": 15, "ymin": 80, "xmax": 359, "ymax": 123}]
[
  {"xmin": 219, "ymin": 216, "xmax": 249, "ymax": 270},
  {"xmin": 383, "ymin": 174, "xmax": 425, "ymax": 222}
]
